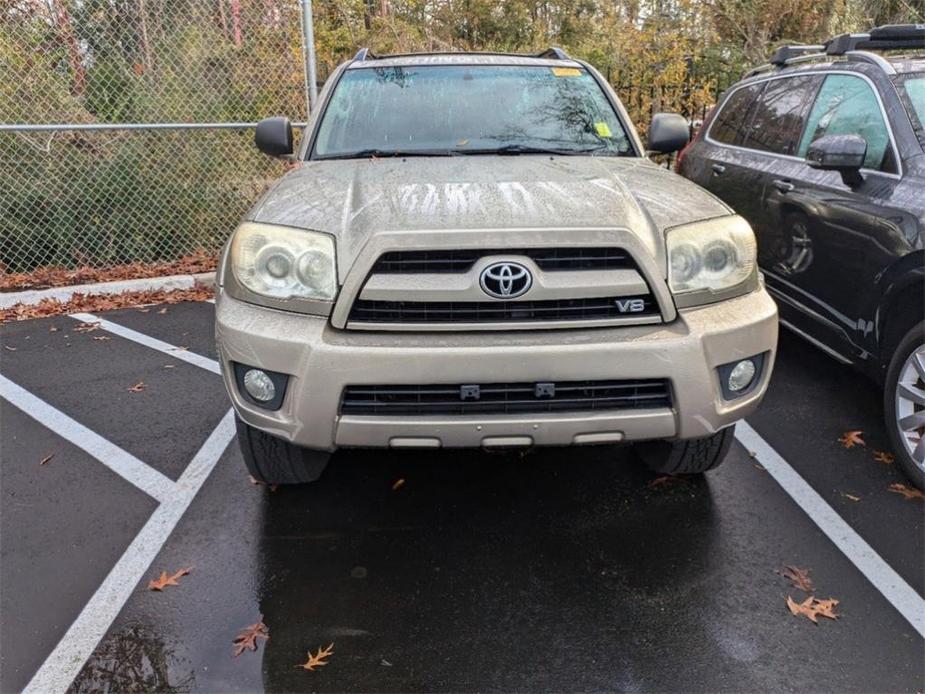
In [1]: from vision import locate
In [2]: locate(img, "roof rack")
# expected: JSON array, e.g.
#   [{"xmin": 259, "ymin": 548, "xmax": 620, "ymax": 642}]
[
  {"xmin": 770, "ymin": 44, "xmax": 825, "ymax": 65},
  {"xmin": 826, "ymin": 23, "xmax": 925, "ymax": 54},
  {"xmin": 350, "ymin": 46, "xmax": 572, "ymax": 62}
]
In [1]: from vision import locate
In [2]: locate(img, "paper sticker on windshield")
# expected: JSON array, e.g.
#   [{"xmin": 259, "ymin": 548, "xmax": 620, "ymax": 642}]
[
  {"xmin": 594, "ymin": 122, "xmax": 613, "ymax": 138},
  {"xmin": 551, "ymin": 67, "xmax": 582, "ymax": 77}
]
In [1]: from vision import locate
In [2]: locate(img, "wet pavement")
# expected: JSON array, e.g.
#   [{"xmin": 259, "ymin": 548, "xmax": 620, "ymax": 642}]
[{"xmin": 1, "ymin": 300, "xmax": 923, "ymax": 693}]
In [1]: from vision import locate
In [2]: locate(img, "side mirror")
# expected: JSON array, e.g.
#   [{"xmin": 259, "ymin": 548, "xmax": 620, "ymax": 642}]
[
  {"xmin": 806, "ymin": 134, "xmax": 866, "ymax": 187},
  {"xmin": 255, "ymin": 117, "xmax": 293, "ymax": 157},
  {"xmin": 647, "ymin": 113, "xmax": 690, "ymax": 154}
]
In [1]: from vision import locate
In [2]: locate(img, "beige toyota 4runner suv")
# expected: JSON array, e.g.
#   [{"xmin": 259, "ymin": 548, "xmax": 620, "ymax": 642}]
[{"xmin": 215, "ymin": 48, "xmax": 778, "ymax": 484}]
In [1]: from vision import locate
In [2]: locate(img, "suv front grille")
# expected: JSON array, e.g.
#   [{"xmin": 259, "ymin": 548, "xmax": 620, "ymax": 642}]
[
  {"xmin": 348, "ymin": 294, "xmax": 658, "ymax": 324},
  {"xmin": 372, "ymin": 248, "xmax": 635, "ymax": 273},
  {"xmin": 340, "ymin": 379, "xmax": 671, "ymax": 416}
]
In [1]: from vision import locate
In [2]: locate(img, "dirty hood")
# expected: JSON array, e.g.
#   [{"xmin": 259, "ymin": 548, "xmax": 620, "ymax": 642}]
[{"xmin": 248, "ymin": 155, "xmax": 731, "ymax": 279}]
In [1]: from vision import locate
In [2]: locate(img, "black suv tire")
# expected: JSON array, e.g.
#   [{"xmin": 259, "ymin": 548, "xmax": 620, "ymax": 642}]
[
  {"xmin": 884, "ymin": 322, "xmax": 925, "ymax": 490},
  {"xmin": 634, "ymin": 426, "xmax": 735, "ymax": 474},
  {"xmin": 235, "ymin": 415, "xmax": 330, "ymax": 484}
]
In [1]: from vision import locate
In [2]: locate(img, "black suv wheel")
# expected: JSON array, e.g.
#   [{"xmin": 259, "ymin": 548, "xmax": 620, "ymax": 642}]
[
  {"xmin": 884, "ymin": 322, "xmax": 925, "ymax": 489},
  {"xmin": 235, "ymin": 416, "xmax": 331, "ymax": 484}
]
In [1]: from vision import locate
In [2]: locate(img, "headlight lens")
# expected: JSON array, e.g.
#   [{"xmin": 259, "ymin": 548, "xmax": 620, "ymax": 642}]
[
  {"xmin": 230, "ymin": 223, "xmax": 336, "ymax": 301},
  {"xmin": 666, "ymin": 216, "xmax": 756, "ymax": 295}
]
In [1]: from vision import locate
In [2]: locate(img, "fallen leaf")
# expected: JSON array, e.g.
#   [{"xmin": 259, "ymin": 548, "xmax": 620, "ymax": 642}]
[
  {"xmin": 232, "ymin": 616, "xmax": 269, "ymax": 657},
  {"xmin": 49, "ymin": 326, "xmax": 59, "ymax": 332},
  {"xmin": 873, "ymin": 451, "xmax": 894, "ymax": 465},
  {"xmin": 786, "ymin": 595, "xmax": 839, "ymax": 624},
  {"xmin": 147, "ymin": 566, "xmax": 192, "ymax": 591},
  {"xmin": 777, "ymin": 565, "xmax": 813, "ymax": 592},
  {"xmin": 888, "ymin": 483, "xmax": 925, "ymax": 501},
  {"xmin": 296, "ymin": 643, "xmax": 334, "ymax": 671},
  {"xmin": 3, "ymin": 344, "xmax": 16, "ymax": 351},
  {"xmin": 841, "ymin": 492, "xmax": 861, "ymax": 502},
  {"xmin": 39, "ymin": 454, "xmax": 54, "ymax": 465},
  {"xmin": 164, "ymin": 364, "xmax": 176, "ymax": 369},
  {"xmin": 753, "ymin": 463, "xmax": 766, "ymax": 472},
  {"xmin": 128, "ymin": 381, "xmax": 146, "ymax": 393},
  {"xmin": 838, "ymin": 430, "xmax": 865, "ymax": 449},
  {"xmin": 748, "ymin": 450, "xmax": 757, "ymax": 458},
  {"xmin": 92, "ymin": 335, "xmax": 111, "ymax": 341},
  {"xmin": 158, "ymin": 308, "xmax": 168, "ymax": 314},
  {"xmin": 74, "ymin": 322, "xmax": 101, "ymax": 333},
  {"xmin": 648, "ymin": 475, "xmax": 683, "ymax": 488},
  {"xmin": 137, "ymin": 308, "xmax": 151, "ymax": 313},
  {"xmin": 392, "ymin": 478, "xmax": 405, "ymax": 491}
]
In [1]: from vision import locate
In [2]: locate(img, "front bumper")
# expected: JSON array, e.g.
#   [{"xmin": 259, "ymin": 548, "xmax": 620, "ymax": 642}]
[{"xmin": 216, "ymin": 287, "xmax": 778, "ymax": 451}]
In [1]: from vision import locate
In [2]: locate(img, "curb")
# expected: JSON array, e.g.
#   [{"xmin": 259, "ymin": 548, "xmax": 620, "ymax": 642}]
[{"xmin": 0, "ymin": 272, "xmax": 216, "ymax": 310}]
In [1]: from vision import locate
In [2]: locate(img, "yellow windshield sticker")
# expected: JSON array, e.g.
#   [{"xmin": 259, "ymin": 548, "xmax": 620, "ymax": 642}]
[
  {"xmin": 551, "ymin": 67, "xmax": 582, "ymax": 77},
  {"xmin": 594, "ymin": 121, "xmax": 613, "ymax": 138}
]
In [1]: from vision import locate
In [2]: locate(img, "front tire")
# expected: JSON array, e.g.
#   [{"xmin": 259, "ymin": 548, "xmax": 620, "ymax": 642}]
[
  {"xmin": 634, "ymin": 426, "xmax": 736, "ymax": 475},
  {"xmin": 235, "ymin": 415, "xmax": 330, "ymax": 484},
  {"xmin": 884, "ymin": 322, "xmax": 925, "ymax": 490}
]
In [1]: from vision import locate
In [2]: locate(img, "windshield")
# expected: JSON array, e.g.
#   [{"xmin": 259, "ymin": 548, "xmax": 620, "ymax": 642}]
[
  {"xmin": 897, "ymin": 74, "xmax": 925, "ymax": 149},
  {"xmin": 312, "ymin": 64, "xmax": 634, "ymax": 159}
]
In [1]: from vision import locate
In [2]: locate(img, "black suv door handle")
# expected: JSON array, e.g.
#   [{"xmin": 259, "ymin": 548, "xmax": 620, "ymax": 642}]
[
  {"xmin": 773, "ymin": 179, "xmax": 794, "ymax": 193},
  {"xmin": 711, "ymin": 164, "xmax": 726, "ymax": 175}
]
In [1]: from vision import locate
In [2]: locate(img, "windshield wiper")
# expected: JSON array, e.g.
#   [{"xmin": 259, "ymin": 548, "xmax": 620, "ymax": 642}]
[
  {"xmin": 315, "ymin": 148, "xmax": 459, "ymax": 160},
  {"xmin": 457, "ymin": 143, "xmax": 620, "ymax": 156}
]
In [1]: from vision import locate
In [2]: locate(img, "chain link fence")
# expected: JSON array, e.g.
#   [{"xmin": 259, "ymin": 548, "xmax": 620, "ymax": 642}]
[{"xmin": 0, "ymin": 0, "xmax": 311, "ymax": 287}]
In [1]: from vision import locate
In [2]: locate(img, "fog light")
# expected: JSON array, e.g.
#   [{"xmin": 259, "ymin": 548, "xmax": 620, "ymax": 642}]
[
  {"xmin": 727, "ymin": 359, "xmax": 756, "ymax": 392},
  {"xmin": 243, "ymin": 369, "xmax": 276, "ymax": 402}
]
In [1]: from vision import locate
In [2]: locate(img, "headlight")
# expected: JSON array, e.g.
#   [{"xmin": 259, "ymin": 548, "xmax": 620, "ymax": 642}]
[
  {"xmin": 666, "ymin": 216, "xmax": 756, "ymax": 296},
  {"xmin": 230, "ymin": 223, "xmax": 336, "ymax": 301}
]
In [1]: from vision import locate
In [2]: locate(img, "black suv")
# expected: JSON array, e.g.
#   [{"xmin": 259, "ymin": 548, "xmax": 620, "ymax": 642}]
[{"xmin": 678, "ymin": 24, "xmax": 925, "ymax": 487}]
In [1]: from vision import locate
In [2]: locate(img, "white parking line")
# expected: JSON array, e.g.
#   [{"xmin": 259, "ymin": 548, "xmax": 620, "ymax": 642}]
[
  {"xmin": 736, "ymin": 421, "xmax": 925, "ymax": 638},
  {"xmin": 22, "ymin": 409, "xmax": 236, "ymax": 694},
  {"xmin": 69, "ymin": 312, "xmax": 221, "ymax": 375},
  {"xmin": 0, "ymin": 374, "xmax": 175, "ymax": 503}
]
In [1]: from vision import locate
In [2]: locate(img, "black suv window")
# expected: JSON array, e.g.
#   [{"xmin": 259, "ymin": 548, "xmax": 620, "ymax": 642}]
[
  {"xmin": 796, "ymin": 74, "xmax": 897, "ymax": 172},
  {"xmin": 709, "ymin": 83, "xmax": 763, "ymax": 146},
  {"xmin": 744, "ymin": 75, "xmax": 822, "ymax": 155}
]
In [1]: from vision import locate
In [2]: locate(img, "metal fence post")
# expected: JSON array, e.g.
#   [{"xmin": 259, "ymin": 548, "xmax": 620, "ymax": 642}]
[{"xmin": 300, "ymin": 0, "xmax": 318, "ymax": 115}]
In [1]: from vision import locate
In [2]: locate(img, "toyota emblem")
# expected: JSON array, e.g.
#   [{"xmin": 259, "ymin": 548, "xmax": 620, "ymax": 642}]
[{"xmin": 480, "ymin": 261, "xmax": 532, "ymax": 299}]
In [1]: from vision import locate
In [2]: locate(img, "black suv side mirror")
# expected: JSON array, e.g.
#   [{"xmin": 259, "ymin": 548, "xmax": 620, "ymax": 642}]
[
  {"xmin": 647, "ymin": 113, "xmax": 690, "ymax": 154},
  {"xmin": 255, "ymin": 117, "xmax": 294, "ymax": 158},
  {"xmin": 806, "ymin": 134, "xmax": 866, "ymax": 187}
]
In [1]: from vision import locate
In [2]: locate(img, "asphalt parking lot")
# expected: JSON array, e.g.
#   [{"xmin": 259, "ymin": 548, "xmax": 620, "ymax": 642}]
[{"xmin": 1, "ymin": 299, "xmax": 923, "ymax": 693}]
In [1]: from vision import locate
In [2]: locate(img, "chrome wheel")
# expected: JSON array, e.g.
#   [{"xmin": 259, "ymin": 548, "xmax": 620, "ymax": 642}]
[{"xmin": 895, "ymin": 343, "xmax": 925, "ymax": 471}]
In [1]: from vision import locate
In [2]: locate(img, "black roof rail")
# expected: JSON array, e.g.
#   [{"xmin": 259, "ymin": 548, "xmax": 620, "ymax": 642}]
[
  {"xmin": 536, "ymin": 46, "xmax": 570, "ymax": 60},
  {"xmin": 827, "ymin": 23, "xmax": 925, "ymax": 55},
  {"xmin": 770, "ymin": 44, "xmax": 825, "ymax": 65}
]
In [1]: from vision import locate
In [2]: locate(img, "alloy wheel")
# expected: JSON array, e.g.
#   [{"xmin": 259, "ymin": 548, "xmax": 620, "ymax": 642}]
[{"xmin": 895, "ymin": 343, "xmax": 925, "ymax": 470}]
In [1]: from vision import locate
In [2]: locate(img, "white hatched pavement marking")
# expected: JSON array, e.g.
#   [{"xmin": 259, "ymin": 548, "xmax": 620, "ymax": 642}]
[
  {"xmin": 69, "ymin": 312, "xmax": 220, "ymax": 375},
  {"xmin": 22, "ymin": 409, "xmax": 236, "ymax": 694},
  {"xmin": 0, "ymin": 374, "xmax": 174, "ymax": 502},
  {"xmin": 736, "ymin": 421, "xmax": 925, "ymax": 638}
]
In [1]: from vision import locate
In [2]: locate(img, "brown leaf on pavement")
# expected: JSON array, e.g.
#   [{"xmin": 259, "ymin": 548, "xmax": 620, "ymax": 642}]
[
  {"xmin": 147, "ymin": 566, "xmax": 192, "ymax": 591},
  {"xmin": 128, "ymin": 381, "xmax": 146, "ymax": 393},
  {"xmin": 92, "ymin": 335, "xmax": 111, "ymax": 341},
  {"xmin": 838, "ymin": 430, "xmax": 865, "ymax": 449},
  {"xmin": 872, "ymin": 451, "xmax": 894, "ymax": 465},
  {"xmin": 787, "ymin": 595, "xmax": 840, "ymax": 624},
  {"xmin": 777, "ymin": 565, "xmax": 813, "ymax": 592},
  {"xmin": 888, "ymin": 483, "xmax": 925, "ymax": 501},
  {"xmin": 232, "ymin": 616, "xmax": 269, "ymax": 657},
  {"xmin": 841, "ymin": 492, "xmax": 861, "ymax": 502},
  {"xmin": 39, "ymin": 454, "xmax": 54, "ymax": 466},
  {"xmin": 648, "ymin": 475, "xmax": 684, "ymax": 488},
  {"xmin": 296, "ymin": 643, "xmax": 334, "ymax": 671},
  {"xmin": 73, "ymin": 322, "xmax": 101, "ymax": 333},
  {"xmin": 392, "ymin": 478, "xmax": 405, "ymax": 491}
]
